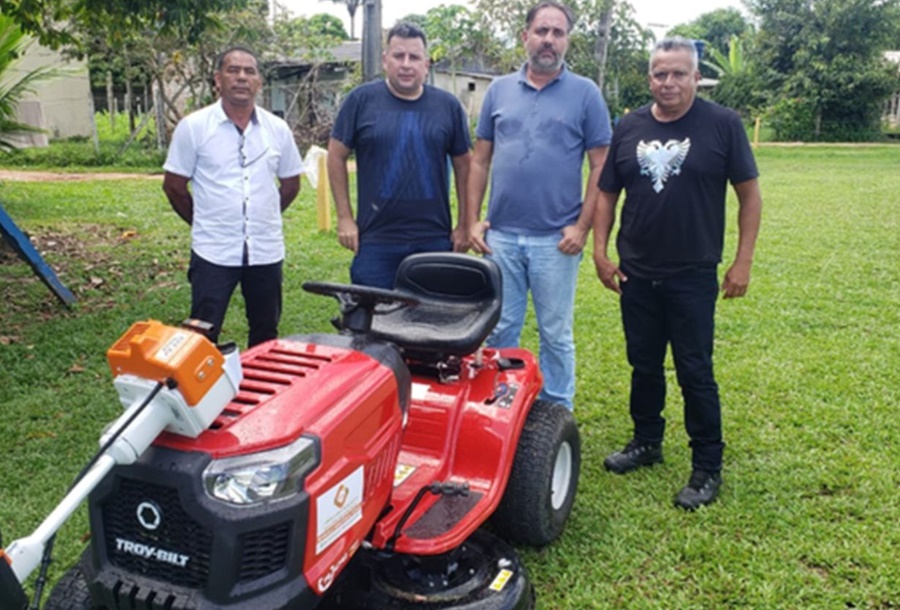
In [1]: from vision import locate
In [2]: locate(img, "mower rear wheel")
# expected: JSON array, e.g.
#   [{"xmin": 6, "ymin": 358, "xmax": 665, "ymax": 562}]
[
  {"xmin": 44, "ymin": 564, "xmax": 94, "ymax": 610},
  {"xmin": 492, "ymin": 400, "xmax": 581, "ymax": 547},
  {"xmin": 324, "ymin": 529, "xmax": 534, "ymax": 610}
]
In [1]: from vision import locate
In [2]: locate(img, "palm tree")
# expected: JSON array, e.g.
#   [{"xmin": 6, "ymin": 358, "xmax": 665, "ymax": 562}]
[
  {"xmin": 0, "ymin": 14, "xmax": 59, "ymax": 151},
  {"xmin": 324, "ymin": 0, "xmax": 362, "ymax": 40},
  {"xmin": 702, "ymin": 34, "xmax": 745, "ymax": 79}
]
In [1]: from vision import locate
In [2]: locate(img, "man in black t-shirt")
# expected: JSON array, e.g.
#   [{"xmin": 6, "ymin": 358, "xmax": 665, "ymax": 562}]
[{"xmin": 593, "ymin": 37, "xmax": 762, "ymax": 510}]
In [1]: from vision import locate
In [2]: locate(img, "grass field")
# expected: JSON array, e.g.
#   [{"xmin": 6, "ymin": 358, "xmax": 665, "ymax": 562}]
[{"xmin": 1, "ymin": 144, "xmax": 899, "ymax": 608}]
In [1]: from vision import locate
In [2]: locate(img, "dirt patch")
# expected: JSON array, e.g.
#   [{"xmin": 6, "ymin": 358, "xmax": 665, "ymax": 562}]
[
  {"xmin": 0, "ymin": 169, "xmax": 162, "ymax": 182},
  {"xmin": 0, "ymin": 225, "xmax": 111, "ymax": 265},
  {"xmin": 1, "ymin": 224, "xmax": 184, "ymax": 322}
]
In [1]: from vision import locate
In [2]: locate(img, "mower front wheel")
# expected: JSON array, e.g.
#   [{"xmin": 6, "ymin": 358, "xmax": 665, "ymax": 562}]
[
  {"xmin": 324, "ymin": 529, "xmax": 533, "ymax": 610},
  {"xmin": 44, "ymin": 564, "xmax": 94, "ymax": 610},
  {"xmin": 492, "ymin": 400, "xmax": 581, "ymax": 547}
]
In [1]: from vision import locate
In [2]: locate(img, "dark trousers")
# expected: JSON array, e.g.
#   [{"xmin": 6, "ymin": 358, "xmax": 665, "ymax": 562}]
[
  {"xmin": 188, "ymin": 251, "xmax": 282, "ymax": 347},
  {"xmin": 351, "ymin": 238, "xmax": 453, "ymax": 289},
  {"xmin": 620, "ymin": 268, "xmax": 724, "ymax": 473}
]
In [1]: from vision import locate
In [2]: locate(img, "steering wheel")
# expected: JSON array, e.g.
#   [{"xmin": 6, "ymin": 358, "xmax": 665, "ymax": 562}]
[{"xmin": 302, "ymin": 281, "xmax": 420, "ymax": 333}]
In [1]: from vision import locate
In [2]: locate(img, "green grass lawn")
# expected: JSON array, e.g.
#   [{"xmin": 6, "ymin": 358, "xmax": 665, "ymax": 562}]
[{"xmin": 1, "ymin": 144, "xmax": 899, "ymax": 608}]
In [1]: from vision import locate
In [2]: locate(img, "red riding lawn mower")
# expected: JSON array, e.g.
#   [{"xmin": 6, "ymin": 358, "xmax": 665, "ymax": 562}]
[{"xmin": 1, "ymin": 253, "xmax": 581, "ymax": 610}]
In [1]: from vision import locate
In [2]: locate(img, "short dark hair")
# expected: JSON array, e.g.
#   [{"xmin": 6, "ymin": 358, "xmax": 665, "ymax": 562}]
[
  {"xmin": 387, "ymin": 22, "xmax": 428, "ymax": 47},
  {"xmin": 216, "ymin": 46, "xmax": 259, "ymax": 71},
  {"xmin": 525, "ymin": 1, "xmax": 575, "ymax": 32}
]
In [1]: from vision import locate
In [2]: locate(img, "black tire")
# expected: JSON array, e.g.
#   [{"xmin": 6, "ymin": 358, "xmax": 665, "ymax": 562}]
[
  {"xmin": 322, "ymin": 529, "xmax": 534, "ymax": 610},
  {"xmin": 44, "ymin": 564, "xmax": 95, "ymax": 610},
  {"xmin": 492, "ymin": 400, "xmax": 581, "ymax": 547}
]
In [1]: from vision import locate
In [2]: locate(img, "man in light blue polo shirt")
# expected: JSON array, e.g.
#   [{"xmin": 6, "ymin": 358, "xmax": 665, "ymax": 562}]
[{"xmin": 467, "ymin": 1, "xmax": 611, "ymax": 410}]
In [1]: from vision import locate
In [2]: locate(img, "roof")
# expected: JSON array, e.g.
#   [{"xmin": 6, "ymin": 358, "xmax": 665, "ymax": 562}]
[{"xmin": 268, "ymin": 41, "xmax": 361, "ymax": 69}]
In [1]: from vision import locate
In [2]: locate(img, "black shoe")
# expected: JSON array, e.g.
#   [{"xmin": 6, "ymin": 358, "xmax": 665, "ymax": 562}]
[
  {"xmin": 604, "ymin": 439, "xmax": 663, "ymax": 474},
  {"xmin": 674, "ymin": 470, "xmax": 722, "ymax": 510}
]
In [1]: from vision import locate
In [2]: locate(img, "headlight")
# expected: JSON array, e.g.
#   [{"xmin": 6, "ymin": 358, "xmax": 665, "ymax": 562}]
[{"xmin": 203, "ymin": 437, "xmax": 319, "ymax": 505}]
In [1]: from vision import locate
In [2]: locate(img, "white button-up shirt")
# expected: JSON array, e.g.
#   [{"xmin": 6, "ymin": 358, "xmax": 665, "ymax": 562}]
[{"xmin": 164, "ymin": 100, "xmax": 303, "ymax": 266}]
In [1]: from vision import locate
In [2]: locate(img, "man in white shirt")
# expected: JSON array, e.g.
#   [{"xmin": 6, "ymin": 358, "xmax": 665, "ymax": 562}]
[{"xmin": 163, "ymin": 46, "xmax": 303, "ymax": 347}]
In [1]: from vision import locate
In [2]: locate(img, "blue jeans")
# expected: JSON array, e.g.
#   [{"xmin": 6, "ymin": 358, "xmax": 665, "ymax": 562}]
[
  {"xmin": 351, "ymin": 238, "xmax": 453, "ymax": 289},
  {"xmin": 620, "ymin": 268, "xmax": 723, "ymax": 473},
  {"xmin": 188, "ymin": 251, "xmax": 282, "ymax": 347},
  {"xmin": 485, "ymin": 230, "xmax": 582, "ymax": 409}
]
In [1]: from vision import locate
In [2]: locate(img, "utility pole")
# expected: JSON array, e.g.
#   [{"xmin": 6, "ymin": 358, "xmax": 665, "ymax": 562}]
[{"xmin": 362, "ymin": 0, "xmax": 383, "ymax": 82}]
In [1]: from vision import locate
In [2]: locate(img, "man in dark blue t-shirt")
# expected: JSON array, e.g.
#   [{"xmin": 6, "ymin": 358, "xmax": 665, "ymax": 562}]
[
  {"xmin": 327, "ymin": 22, "xmax": 472, "ymax": 288},
  {"xmin": 593, "ymin": 37, "xmax": 762, "ymax": 510}
]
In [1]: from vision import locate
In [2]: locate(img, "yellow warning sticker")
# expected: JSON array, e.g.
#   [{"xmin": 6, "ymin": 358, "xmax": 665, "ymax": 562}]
[
  {"xmin": 394, "ymin": 463, "xmax": 416, "ymax": 487},
  {"xmin": 489, "ymin": 568, "xmax": 513, "ymax": 592}
]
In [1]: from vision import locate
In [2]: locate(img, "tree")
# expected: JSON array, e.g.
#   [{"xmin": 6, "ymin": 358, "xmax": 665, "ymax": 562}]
[
  {"xmin": 602, "ymin": 1, "xmax": 654, "ymax": 116},
  {"xmin": 0, "ymin": 14, "xmax": 59, "ymax": 150},
  {"xmin": 668, "ymin": 8, "xmax": 749, "ymax": 58},
  {"xmin": 748, "ymin": 0, "xmax": 900, "ymax": 141},
  {"xmin": 422, "ymin": 5, "xmax": 504, "ymax": 76},
  {"xmin": 703, "ymin": 35, "xmax": 764, "ymax": 118},
  {"xmin": 474, "ymin": 0, "xmax": 618, "ymax": 79},
  {"xmin": 306, "ymin": 14, "xmax": 349, "ymax": 40},
  {"xmin": 324, "ymin": 0, "xmax": 362, "ymax": 40},
  {"xmin": 0, "ymin": 0, "xmax": 250, "ymax": 52}
]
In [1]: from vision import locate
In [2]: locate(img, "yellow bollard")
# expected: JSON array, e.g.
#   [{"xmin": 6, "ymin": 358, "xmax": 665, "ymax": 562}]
[
  {"xmin": 753, "ymin": 116, "xmax": 761, "ymax": 148},
  {"xmin": 316, "ymin": 153, "xmax": 331, "ymax": 231}
]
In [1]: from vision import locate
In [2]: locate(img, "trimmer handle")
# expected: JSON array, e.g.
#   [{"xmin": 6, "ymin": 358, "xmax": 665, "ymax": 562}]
[{"xmin": 0, "ymin": 551, "xmax": 28, "ymax": 610}]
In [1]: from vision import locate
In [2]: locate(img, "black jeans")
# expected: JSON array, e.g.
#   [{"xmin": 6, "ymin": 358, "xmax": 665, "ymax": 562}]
[
  {"xmin": 188, "ymin": 251, "xmax": 282, "ymax": 347},
  {"xmin": 620, "ymin": 268, "xmax": 724, "ymax": 473}
]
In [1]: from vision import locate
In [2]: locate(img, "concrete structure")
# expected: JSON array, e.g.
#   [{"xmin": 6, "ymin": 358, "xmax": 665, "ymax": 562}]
[
  {"xmin": 10, "ymin": 40, "xmax": 94, "ymax": 146},
  {"xmin": 432, "ymin": 67, "xmax": 496, "ymax": 121}
]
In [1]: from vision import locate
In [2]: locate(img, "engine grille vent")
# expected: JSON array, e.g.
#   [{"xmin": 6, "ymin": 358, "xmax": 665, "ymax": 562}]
[
  {"xmin": 237, "ymin": 521, "xmax": 292, "ymax": 582},
  {"xmin": 102, "ymin": 479, "xmax": 212, "ymax": 588}
]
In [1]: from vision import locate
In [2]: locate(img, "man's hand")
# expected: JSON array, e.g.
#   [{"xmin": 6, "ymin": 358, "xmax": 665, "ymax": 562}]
[
  {"xmin": 337, "ymin": 217, "xmax": 359, "ymax": 253},
  {"xmin": 558, "ymin": 224, "xmax": 588, "ymax": 255},
  {"xmin": 451, "ymin": 224, "xmax": 469, "ymax": 252},
  {"xmin": 722, "ymin": 259, "xmax": 752, "ymax": 299},
  {"xmin": 593, "ymin": 255, "xmax": 627, "ymax": 294},
  {"xmin": 469, "ymin": 220, "xmax": 492, "ymax": 254}
]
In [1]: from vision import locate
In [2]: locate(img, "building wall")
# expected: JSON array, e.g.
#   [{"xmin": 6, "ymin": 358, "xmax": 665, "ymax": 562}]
[
  {"xmin": 432, "ymin": 70, "xmax": 495, "ymax": 122},
  {"xmin": 12, "ymin": 41, "xmax": 94, "ymax": 143}
]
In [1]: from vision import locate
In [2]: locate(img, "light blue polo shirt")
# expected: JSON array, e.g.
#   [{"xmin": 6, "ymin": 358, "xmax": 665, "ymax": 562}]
[{"xmin": 476, "ymin": 64, "xmax": 611, "ymax": 235}]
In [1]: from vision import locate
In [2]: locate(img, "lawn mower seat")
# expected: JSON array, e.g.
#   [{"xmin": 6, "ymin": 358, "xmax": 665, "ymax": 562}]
[{"xmin": 370, "ymin": 253, "xmax": 502, "ymax": 361}]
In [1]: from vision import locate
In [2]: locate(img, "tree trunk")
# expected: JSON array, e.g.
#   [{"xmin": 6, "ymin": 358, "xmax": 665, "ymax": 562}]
[
  {"xmin": 362, "ymin": 0, "xmax": 383, "ymax": 81},
  {"xmin": 106, "ymin": 71, "xmax": 115, "ymax": 129},
  {"xmin": 595, "ymin": 4, "xmax": 613, "ymax": 92},
  {"xmin": 126, "ymin": 78, "xmax": 135, "ymax": 133}
]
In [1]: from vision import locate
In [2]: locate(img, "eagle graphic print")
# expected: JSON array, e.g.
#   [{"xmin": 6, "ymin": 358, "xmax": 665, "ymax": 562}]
[{"xmin": 637, "ymin": 138, "xmax": 691, "ymax": 193}]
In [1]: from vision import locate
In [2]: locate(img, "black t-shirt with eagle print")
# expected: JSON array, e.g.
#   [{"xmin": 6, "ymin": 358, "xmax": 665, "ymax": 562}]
[{"xmin": 599, "ymin": 97, "xmax": 758, "ymax": 279}]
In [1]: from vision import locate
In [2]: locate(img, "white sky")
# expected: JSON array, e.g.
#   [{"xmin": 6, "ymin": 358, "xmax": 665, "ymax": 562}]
[{"xmin": 283, "ymin": 0, "xmax": 748, "ymax": 39}]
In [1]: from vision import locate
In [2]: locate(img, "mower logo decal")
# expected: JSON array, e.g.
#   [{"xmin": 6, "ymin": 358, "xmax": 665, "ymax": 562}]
[
  {"xmin": 115, "ymin": 538, "xmax": 190, "ymax": 568},
  {"xmin": 394, "ymin": 464, "xmax": 416, "ymax": 487},
  {"xmin": 489, "ymin": 568, "xmax": 513, "ymax": 592},
  {"xmin": 136, "ymin": 501, "xmax": 162, "ymax": 530},
  {"xmin": 334, "ymin": 484, "xmax": 349, "ymax": 508},
  {"xmin": 316, "ymin": 550, "xmax": 351, "ymax": 593},
  {"xmin": 316, "ymin": 467, "xmax": 364, "ymax": 554}
]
